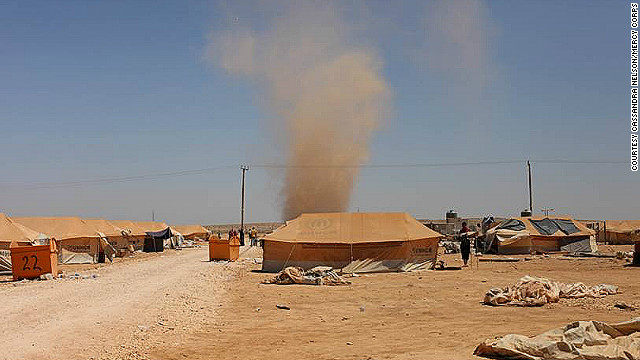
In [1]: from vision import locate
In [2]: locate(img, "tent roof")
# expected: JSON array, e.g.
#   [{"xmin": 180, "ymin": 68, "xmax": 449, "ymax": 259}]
[
  {"xmin": 263, "ymin": 212, "xmax": 443, "ymax": 244},
  {"xmin": 83, "ymin": 219, "xmax": 125, "ymax": 237},
  {"xmin": 498, "ymin": 216, "xmax": 594, "ymax": 237},
  {"xmin": 109, "ymin": 220, "xmax": 148, "ymax": 237},
  {"xmin": 135, "ymin": 221, "xmax": 170, "ymax": 232},
  {"xmin": 13, "ymin": 216, "xmax": 101, "ymax": 240},
  {"xmin": 0, "ymin": 213, "xmax": 43, "ymax": 243},
  {"xmin": 604, "ymin": 220, "xmax": 640, "ymax": 234},
  {"xmin": 172, "ymin": 225, "xmax": 209, "ymax": 237}
]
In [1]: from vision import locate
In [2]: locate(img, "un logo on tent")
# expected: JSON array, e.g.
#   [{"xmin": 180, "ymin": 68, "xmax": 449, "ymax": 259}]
[{"xmin": 308, "ymin": 218, "xmax": 331, "ymax": 230}]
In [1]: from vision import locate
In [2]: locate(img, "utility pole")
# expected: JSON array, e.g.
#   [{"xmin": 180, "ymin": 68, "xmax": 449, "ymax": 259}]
[
  {"xmin": 240, "ymin": 165, "xmax": 249, "ymax": 233},
  {"xmin": 152, "ymin": 210, "xmax": 155, "ymax": 222},
  {"xmin": 527, "ymin": 160, "xmax": 533, "ymax": 214}
]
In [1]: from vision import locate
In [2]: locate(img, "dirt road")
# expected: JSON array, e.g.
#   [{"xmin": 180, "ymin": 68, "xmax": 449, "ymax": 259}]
[{"xmin": 0, "ymin": 247, "xmax": 235, "ymax": 360}]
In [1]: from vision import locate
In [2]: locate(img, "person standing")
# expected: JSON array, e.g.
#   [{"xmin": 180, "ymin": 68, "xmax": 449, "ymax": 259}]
[
  {"xmin": 459, "ymin": 222, "xmax": 472, "ymax": 266},
  {"xmin": 250, "ymin": 227, "xmax": 258, "ymax": 246}
]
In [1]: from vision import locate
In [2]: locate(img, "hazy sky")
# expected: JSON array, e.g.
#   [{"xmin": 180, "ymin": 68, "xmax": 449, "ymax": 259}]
[{"xmin": 1, "ymin": 1, "xmax": 636, "ymax": 224}]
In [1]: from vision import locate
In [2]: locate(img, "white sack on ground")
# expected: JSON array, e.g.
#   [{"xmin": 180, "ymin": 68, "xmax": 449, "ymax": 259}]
[
  {"xmin": 484, "ymin": 276, "xmax": 618, "ymax": 307},
  {"xmin": 474, "ymin": 318, "xmax": 640, "ymax": 360},
  {"xmin": 265, "ymin": 266, "xmax": 350, "ymax": 286}
]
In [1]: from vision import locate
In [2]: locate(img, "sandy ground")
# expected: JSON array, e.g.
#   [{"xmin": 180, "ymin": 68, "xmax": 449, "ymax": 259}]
[
  {"xmin": 154, "ymin": 246, "xmax": 638, "ymax": 360},
  {"xmin": 0, "ymin": 247, "xmax": 239, "ymax": 360},
  {"xmin": 1, "ymin": 245, "xmax": 637, "ymax": 360}
]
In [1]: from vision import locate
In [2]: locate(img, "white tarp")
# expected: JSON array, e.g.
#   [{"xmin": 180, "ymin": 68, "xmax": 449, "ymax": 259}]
[
  {"xmin": 475, "ymin": 318, "xmax": 640, "ymax": 360},
  {"xmin": 484, "ymin": 276, "xmax": 618, "ymax": 307}
]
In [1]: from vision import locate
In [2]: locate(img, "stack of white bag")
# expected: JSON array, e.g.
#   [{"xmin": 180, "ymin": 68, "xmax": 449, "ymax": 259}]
[
  {"xmin": 475, "ymin": 318, "xmax": 640, "ymax": 360},
  {"xmin": 484, "ymin": 276, "xmax": 618, "ymax": 307}
]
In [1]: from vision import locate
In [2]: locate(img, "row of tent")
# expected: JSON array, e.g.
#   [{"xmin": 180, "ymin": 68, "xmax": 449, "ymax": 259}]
[
  {"xmin": 260, "ymin": 213, "xmax": 605, "ymax": 272},
  {"xmin": 0, "ymin": 213, "xmax": 210, "ymax": 271},
  {"xmin": 2, "ymin": 211, "xmax": 632, "ymax": 275}
]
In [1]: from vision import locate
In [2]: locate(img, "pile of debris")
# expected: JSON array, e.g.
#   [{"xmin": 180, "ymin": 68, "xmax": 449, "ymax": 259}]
[
  {"xmin": 441, "ymin": 240, "xmax": 460, "ymax": 254},
  {"xmin": 475, "ymin": 318, "xmax": 640, "ymax": 359},
  {"xmin": 264, "ymin": 266, "xmax": 350, "ymax": 286},
  {"xmin": 484, "ymin": 276, "xmax": 617, "ymax": 307}
]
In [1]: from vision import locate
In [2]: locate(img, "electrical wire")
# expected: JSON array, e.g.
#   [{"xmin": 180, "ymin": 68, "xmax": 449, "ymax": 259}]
[
  {"xmin": 0, "ymin": 159, "xmax": 625, "ymax": 191},
  {"xmin": 0, "ymin": 165, "xmax": 236, "ymax": 190},
  {"xmin": 251, "ymin": 160, "xmax": 525, "ymax": 169}
]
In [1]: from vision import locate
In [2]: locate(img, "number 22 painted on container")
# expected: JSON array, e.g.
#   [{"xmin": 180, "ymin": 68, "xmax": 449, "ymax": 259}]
[{"xmin": 21, "ymin": 255, "xmax": 42, "ymax": 271}]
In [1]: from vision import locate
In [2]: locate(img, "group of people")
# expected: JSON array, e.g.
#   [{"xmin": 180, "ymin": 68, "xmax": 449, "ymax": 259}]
[{"xmin": 227, "ymin": 226, "xmax": 259, "ymax": 247}]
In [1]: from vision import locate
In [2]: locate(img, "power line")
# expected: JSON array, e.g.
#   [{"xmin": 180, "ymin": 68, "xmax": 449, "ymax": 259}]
[
  {"xmin": 251, "ymin": 159, "xmax": 626, "ymax": 168},
  {"xmin": 252, "ymin": 160, "xmax": 525, "ymax": 169},
  {"xmin": 0, "ymin": 159, "xmax": 625, "ymax": 191},
  {"xmin": 531, "ymin": 159, "xmax": 627, "ymax": 164},
  {"xmin": 0, "ymin": 165, "xmax": 236, "ymax": 190}
]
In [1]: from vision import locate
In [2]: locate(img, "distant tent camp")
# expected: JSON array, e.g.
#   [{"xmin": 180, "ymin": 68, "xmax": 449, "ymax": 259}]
[
  {"xmin": 172, "ymin": 225, "xmax": 209, "ymax": 240},
  {"xmin": 0, "ymin": 213, "xmax": 49, "ymax": 272},
  {"xmin": 485, "ymin": 216, "xmax": 596, "ymax": 254},
  {"xmin": 13, "ymin": 217, "xmax": 104, "ymax": 264},
  {"xmin": 262, "ymin": 212, "xmax": 443, "ymax": 273},
  {"xmin": 601, "ymin": 220, "xmax": 640, "ymax": 244}
]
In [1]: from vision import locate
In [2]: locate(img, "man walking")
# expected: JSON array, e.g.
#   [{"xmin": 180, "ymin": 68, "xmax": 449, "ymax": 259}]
[{"xmin": 460, "ymin": 222, "xmax": 472, "ymax": 266}]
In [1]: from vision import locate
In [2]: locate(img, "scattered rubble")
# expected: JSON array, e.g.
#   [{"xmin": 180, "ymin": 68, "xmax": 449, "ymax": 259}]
[
  {"xmin": 39, "ymin": 273, "xmax": 55, "ymax": 281},
  {"xmin": 441, "ymin": 241, "xmax": 460, "ymax": 254}
]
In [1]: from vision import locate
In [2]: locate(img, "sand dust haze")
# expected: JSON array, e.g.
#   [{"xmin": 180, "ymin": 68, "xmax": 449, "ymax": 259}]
[{"xmin": 206, "ymin": 2, "xmax": 390, "ymax": 220}]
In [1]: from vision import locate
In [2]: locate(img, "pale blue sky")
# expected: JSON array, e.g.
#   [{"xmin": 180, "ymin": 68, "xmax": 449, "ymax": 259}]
[{"xmin": 0, "ymin": 1, "xmax": 636, "ymax": 224}]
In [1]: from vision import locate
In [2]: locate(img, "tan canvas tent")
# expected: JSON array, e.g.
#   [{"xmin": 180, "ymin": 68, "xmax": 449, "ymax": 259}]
[
  {"xmin": 486, "ymin": 216, "xmax": 596, "ymax": 254},
  {"xmin": 0, "ymin": 213, "xmax": 43, "ymax": 249},
  {"xmin": 109, "ymin": 220, "xmax": 148, "ymax": 250},
  {"xmin": 13, "ymin": 217, "xmax": 103, "ymax": 264},
  {"xmin": 0, "ymin": 213, "xmax": 49, "ymax": 272},
  {"xmin": 135, "ymin": 221, "xmax": 170, "ymax": 232},
  {"xmin": 601, "ymin": 220, "xmax": 640, "ymax": 244},
  {"xmin": 172, "ymin": 225, "xmax": 209, "ymax": 240},
  {"xmin": 83, "ymin": 219, "xmax": 143, "ymax": 251},
  {"xmin": 262, "ymin": 212, "xmax": 442, "ymax": 273}
]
